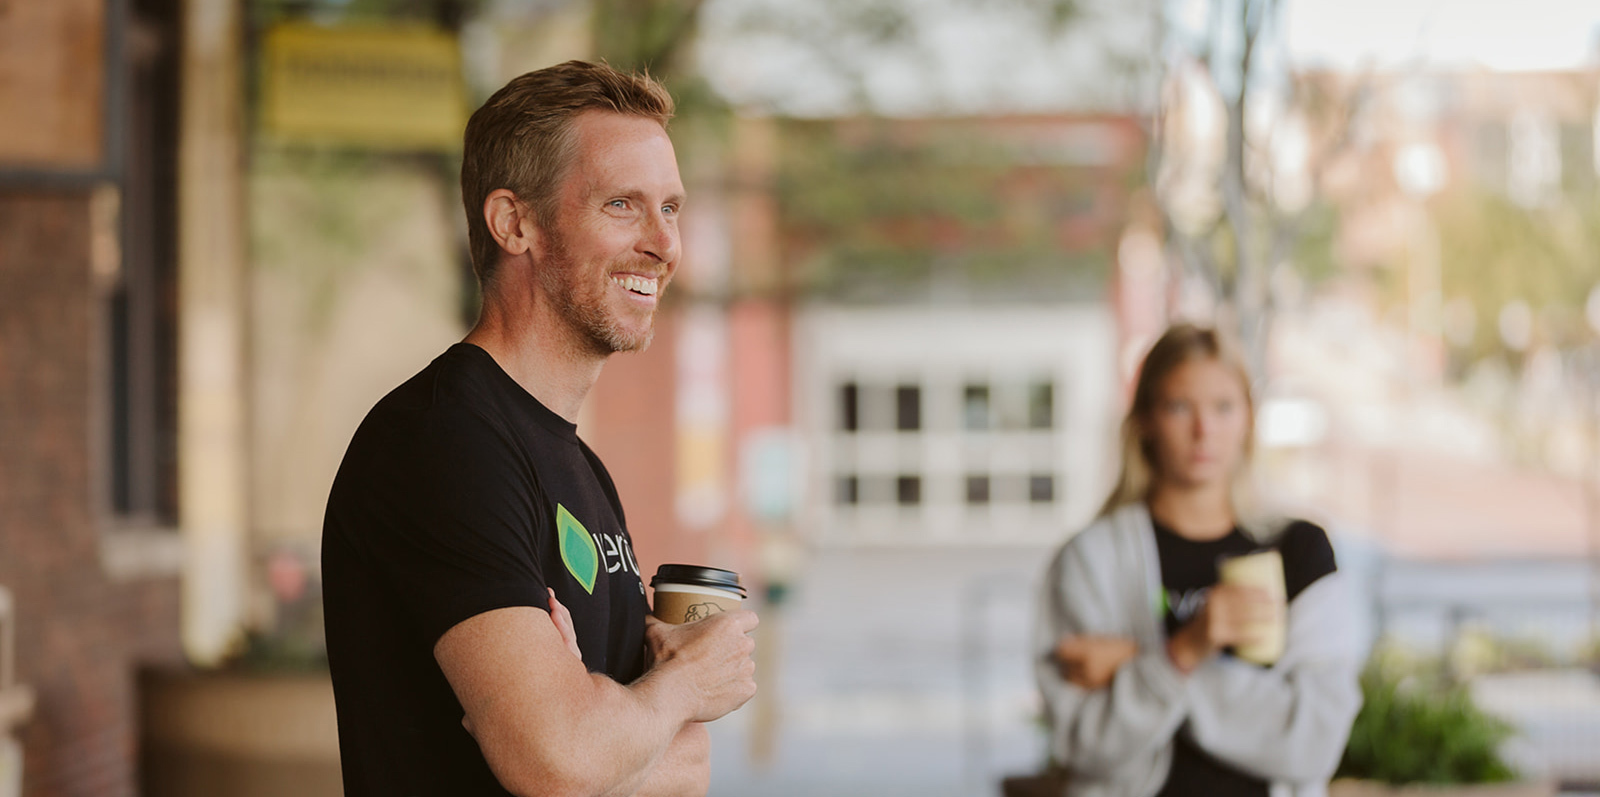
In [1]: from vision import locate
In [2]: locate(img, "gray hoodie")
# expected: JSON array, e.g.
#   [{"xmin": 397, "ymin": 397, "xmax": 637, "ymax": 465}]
[{"xmin": 1033, "ymin": 503, "xmax": 1365, "ymax": 797}]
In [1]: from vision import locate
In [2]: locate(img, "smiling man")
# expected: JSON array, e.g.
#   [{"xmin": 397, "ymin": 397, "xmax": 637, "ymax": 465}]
[{"xmin": 321, "ymin": 61, "xmax": 758, "ymax": 797}]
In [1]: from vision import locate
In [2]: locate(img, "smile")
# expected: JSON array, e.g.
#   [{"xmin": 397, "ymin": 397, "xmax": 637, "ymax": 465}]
[{"xmin": 611, "ymin": 274, "xmax": 658, "ymax": 297}]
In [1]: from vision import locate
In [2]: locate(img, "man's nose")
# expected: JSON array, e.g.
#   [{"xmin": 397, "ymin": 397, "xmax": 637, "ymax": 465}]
[{"xmin": 638, "ymin": 209, "xmax": 679, "ymax": 264}]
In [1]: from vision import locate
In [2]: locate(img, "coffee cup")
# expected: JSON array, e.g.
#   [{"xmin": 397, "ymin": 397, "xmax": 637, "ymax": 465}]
[
  {"xmin": 1216, "ymin": 549, "xmax": 1286, "ymax": 665},
  {"xmin": 650, "ymin": 564, "xmax": 746, "ymax": 624}
]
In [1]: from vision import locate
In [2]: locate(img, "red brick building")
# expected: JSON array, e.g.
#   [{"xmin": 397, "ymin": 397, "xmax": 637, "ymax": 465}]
[{"xmin": 0, "ymin": 0, "xmax": 215, "ymax": 793}]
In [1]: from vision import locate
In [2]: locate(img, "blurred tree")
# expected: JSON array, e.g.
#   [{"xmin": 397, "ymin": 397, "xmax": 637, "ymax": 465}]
[
  {"xmin": 774, "ymin": 118, "xmax": 1132, "ymax": 301},
  {"xmin": 1148, "ymin": 0, "xmax": 1368, "ymax": 372},
  {"xmin": 249, "ymin": 0, "xmax": 1102, "ymax": 304},
  {"xmin": 1433, "ymin": 189, "xmax": 1600, "ymax": 360},
  {"xmin": 586, "ymin": 0, "xmax": 1102, "ymax": 301},
  {"xmin": 591, "ymin": 0, "xmax": 703, "ymax": 74},
  {"xmin": 251, "ymin": 0, "xmax": 481, "ymax": 29},
  {"xmin": 694, "ymin": 0, "xmax": 1092, "ymax": 113}
]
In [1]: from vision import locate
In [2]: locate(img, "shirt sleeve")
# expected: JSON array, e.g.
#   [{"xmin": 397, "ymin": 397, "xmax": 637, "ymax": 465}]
[
  {"xmin": 1279, "ymin": 520, "xmax": 1338, "ymax": 601},
  {"xmin": 1034, "ymin": 536, "xmax": 1190, "ymax": 780},
  {"xmin": 333, "ymin": 404, "xmax": 551, "ymax": 647},
  {"xmin": 1179, "ymin": 570, "xmax": 1366, "ymax": 784}
]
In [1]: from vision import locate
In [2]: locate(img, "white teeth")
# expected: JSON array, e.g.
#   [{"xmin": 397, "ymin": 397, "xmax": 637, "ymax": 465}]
[{"xmin": 612, "ymin": 275, "xmax": 658, "ymax": 296}]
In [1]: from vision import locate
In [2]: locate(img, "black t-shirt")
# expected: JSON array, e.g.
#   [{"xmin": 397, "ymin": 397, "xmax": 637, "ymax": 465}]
[
  {"xmin": 1152, "ymin": 518, "xmax": 1337, "ymax": 797},
  {"xmin": 321, "ymin": 343, "xmax": 649, "ymax": 797}
]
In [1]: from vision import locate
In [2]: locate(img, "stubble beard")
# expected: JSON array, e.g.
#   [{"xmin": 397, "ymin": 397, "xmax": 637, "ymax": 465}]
[{"xmin": 536, "ymin": 230, "xmax": 656, "ymax": 357}]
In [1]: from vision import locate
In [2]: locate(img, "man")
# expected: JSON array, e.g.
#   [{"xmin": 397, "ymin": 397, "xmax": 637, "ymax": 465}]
[{"xmin": 321, "ymin": 60, "xmax": 758, "ymax": 797}]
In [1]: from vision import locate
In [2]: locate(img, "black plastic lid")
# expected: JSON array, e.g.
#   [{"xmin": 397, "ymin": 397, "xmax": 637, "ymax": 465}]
[{"xmin": 650, "ymin": 564, "xmax": 746, "ymax": 598}]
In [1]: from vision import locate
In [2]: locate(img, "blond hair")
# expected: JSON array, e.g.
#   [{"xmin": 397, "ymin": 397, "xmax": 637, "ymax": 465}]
[
  {"xmin": 1098, "ymin": 323, "xmax": 1268, "ymax": 537},
  {"xmin": 460, "ymin": 60, "xmax": 675, "ymax": 288}
]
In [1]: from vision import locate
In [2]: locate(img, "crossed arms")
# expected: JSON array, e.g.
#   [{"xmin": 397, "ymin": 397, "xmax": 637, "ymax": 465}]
[{"xmin": 435, "ymin": 590, "xmax": 758, "ymax": 797}]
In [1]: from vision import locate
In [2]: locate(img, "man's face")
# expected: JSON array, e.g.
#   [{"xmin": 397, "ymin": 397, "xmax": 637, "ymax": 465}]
[{"xmin": 536, "ymin": 110, "xmax": 684, "ymax": 356}]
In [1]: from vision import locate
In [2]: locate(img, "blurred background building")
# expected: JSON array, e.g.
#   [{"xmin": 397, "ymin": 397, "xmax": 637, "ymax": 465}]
[{"xmin": 2, "ymin": 0, "xmax": 1600, "ymax": 795}]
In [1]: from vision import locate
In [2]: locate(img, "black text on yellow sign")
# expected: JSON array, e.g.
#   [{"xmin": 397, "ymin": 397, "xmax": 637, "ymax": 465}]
[{"xmin": 262, "ymin": 24, "xmax": 467, "ymax": 150}]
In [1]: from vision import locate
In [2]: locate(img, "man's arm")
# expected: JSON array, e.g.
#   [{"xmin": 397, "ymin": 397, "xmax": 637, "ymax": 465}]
[
  {"xmin": 631, "ymin": 722, "xmax": 709, "ymax": 797},
  {"xmin": 435, "ymin": 604, "xmax": 756, "ymax": 797}
]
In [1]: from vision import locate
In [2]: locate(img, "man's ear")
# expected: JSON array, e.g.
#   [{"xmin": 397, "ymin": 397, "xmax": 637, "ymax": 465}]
[{"xmin": 484, "ymin": 189, "xmax": 540, "ymax": 259}]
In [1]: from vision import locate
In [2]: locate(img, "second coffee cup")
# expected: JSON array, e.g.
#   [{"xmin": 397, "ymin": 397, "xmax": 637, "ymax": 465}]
[
  {"xmin": 1216, "ymin": 549, "xmax": 1287, "ymax": 665},
  {"xmin": 650, "ymin": 564, "xmax": 746, "ymax": 624}
]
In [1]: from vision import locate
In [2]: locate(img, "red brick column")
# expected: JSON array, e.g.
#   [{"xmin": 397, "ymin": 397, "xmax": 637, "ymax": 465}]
[{"xmin": 0, "ymin": 190, "xmax": 183, "ymax": 797}]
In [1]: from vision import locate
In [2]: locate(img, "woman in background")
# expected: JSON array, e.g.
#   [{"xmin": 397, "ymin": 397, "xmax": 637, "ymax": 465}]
[{"xmin": 1034, "ymin": 323, "xmax": 1363, "ymax": 797}]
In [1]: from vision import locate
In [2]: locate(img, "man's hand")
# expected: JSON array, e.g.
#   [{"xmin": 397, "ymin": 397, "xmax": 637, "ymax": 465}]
[
  {"xmin": 642, "ymin": 611, "xmax": 759, "ymax": 724},
  {"xmin": 1054, "ymin": 635, "xmax": 1138, "ymax": 691},
  {"xmin": 1166, "ymin": 584, "xmax": 1280, "ymax": 673},
  {"xmin": 547, "ymin": 589, "xmax": 583, "ymax": 660}
]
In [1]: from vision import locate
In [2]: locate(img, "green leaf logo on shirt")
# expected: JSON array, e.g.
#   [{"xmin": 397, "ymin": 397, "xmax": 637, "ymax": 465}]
[{"xmin": 556, "ymin": 504, "xmax": 599, "ymax": 595}]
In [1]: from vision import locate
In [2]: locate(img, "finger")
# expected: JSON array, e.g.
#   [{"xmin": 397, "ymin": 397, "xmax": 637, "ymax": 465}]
[
  {"xmin": 1055, "ymin": 636, "xmax": 1085, "ymax": 657},
  {"xmin": 1233, "ymin": 586, "xmax": 1276, "ymax": 606},
  {"xmin": 1056, "ymin": 651, "xmax": 1088, "ymax": 668},
  {"xmin": 1069, "ymin": 669, "xmax": 1103, "ymax": 690},
  {"xmin": 547, "ymin": 588, "xmax": 575, "ymax": 625},
  {"xmin": 547, "ymin": 589, "xmax": 582, "ymax": 659},
  {"xmin": 1241, "ymin": 599, "xmax": 1280, "ymax": 623},
  {"xmin": 720, "ymin": 608, "xmax": 760, "ymax": 633}
]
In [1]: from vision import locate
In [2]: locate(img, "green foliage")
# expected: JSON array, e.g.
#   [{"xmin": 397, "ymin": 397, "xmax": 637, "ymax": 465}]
[
  {"xmin": 711, "ymin": 0, "xmax": 1085, "ymax": 114},
  {"xmin": 1290, "ymin": 201, "xmax": 1341, "ymax": 286},
  {"xmin": 1337, "ymin": 666, "xmax": 1519, "ymax": 786},
  {"xmin": 1431, "ymin": 189, "xmax": 1600, "ymax": 358},
  {"xmin": 230, "ymin": 628, "xmax": 330, "ymax": 673},
  {"xmin": 592, "ymin": 0, "xmax": 706, "ymax": 75},
  {"xmin": 249, "ymin": 0, "xmax": 483, "ymax": 29},
  {"xmin": 775, "ymin": 119, "xmax": 1118, "ymax": 298}
]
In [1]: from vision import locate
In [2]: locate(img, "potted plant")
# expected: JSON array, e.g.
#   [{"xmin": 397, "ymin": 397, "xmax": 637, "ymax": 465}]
[
  {"xmin": 1330, "ymin": 663, "xmax": 1555, "ymax": 797},
  {"xmin": 141, "ymin": 548, "xmax": 340, "ymax": 797}
]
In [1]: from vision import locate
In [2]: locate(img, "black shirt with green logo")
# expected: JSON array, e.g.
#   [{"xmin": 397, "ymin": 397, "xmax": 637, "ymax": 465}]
[
  {"xmin": 1151, "ymin": 518, "xmax": 1337, "ymax": 797},
  {"xmin": 322, "ymin": 343, "xmax": 648, "ymax": 797}
]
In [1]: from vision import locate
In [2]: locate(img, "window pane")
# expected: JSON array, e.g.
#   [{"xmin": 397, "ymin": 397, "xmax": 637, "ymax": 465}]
[
  {"xmin": 839, "ymin": 382, "xmax": 858, "ymax": 432},
  {"xmin": 1028, "ymin": 382, "xmax": 1054, "ymax": 430},
  {"xmin": 895, "ymin": 384, "xmax": 921, "ymax": 431},
  {"xmin": 963, "ymin": 384, "xmax": 990, "ymax": 430},
  {"xmin": 965, "ymin": 474, "xmax": 990, "ymax": 505},
  {"xmin": 896, "ymin": 475, "xmax": 922, "ymax": 505},
  {"xmin": 1029, "ymin": 474, "xmax": 1055, "ymax": 503},
  {"xmin": 836, "ymin": 474, "xmax": 859, "ymax": 505}
]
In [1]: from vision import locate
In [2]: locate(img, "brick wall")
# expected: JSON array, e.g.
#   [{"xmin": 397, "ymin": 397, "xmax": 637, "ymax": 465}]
[
  {"xmin": 585, "ymin": 315, "xmax": 703, "ymax": 574},
  {"xmin": 0, "ymin": 190, "xmax": 184, "ymax": 797}
]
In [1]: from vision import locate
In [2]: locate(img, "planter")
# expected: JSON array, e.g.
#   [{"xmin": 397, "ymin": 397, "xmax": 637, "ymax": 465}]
[
  {"xmin": 141, "ymin": 669, "xmax": 341, "ymax": 797},
  {"xmin": 1329, "ymin": 779, "xmax": 1558, "ymax": 797}
]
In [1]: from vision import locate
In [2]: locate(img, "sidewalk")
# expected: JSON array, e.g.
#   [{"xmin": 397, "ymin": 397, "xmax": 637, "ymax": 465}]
[
  {"xmin": 706, "ymin": 538, "xmax": 1600, "ymax": 795},
  {"xmin": 707, "ymin": 546, "xmax": 1051, "ymax": 797}
]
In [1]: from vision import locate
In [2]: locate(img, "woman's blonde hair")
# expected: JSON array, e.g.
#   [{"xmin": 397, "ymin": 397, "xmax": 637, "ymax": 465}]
[{"xmin": 1097, "ymin": 323, "xmax": 1264, "ymax": 533}]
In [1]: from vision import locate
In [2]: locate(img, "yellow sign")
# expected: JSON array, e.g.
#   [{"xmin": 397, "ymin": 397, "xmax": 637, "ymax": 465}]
[{"xmin": 262, "ymin": 24, "xmax": 467, "ymax": 150}]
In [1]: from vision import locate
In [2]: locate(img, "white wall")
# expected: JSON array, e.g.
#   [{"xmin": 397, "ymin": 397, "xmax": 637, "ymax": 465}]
[{"xmin": 795, "ymin": 303, "xmax": 1118, "ymax": 546}]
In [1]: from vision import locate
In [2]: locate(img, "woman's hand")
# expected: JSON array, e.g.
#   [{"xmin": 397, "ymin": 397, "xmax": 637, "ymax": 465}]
[
  {"xmin": 1054, "ymin": 635, "xmax": 1139, "ymax": 691},
  {"xmin": 1166, "ymin": 584, "xmax": 1279, "ymax": 673}
]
